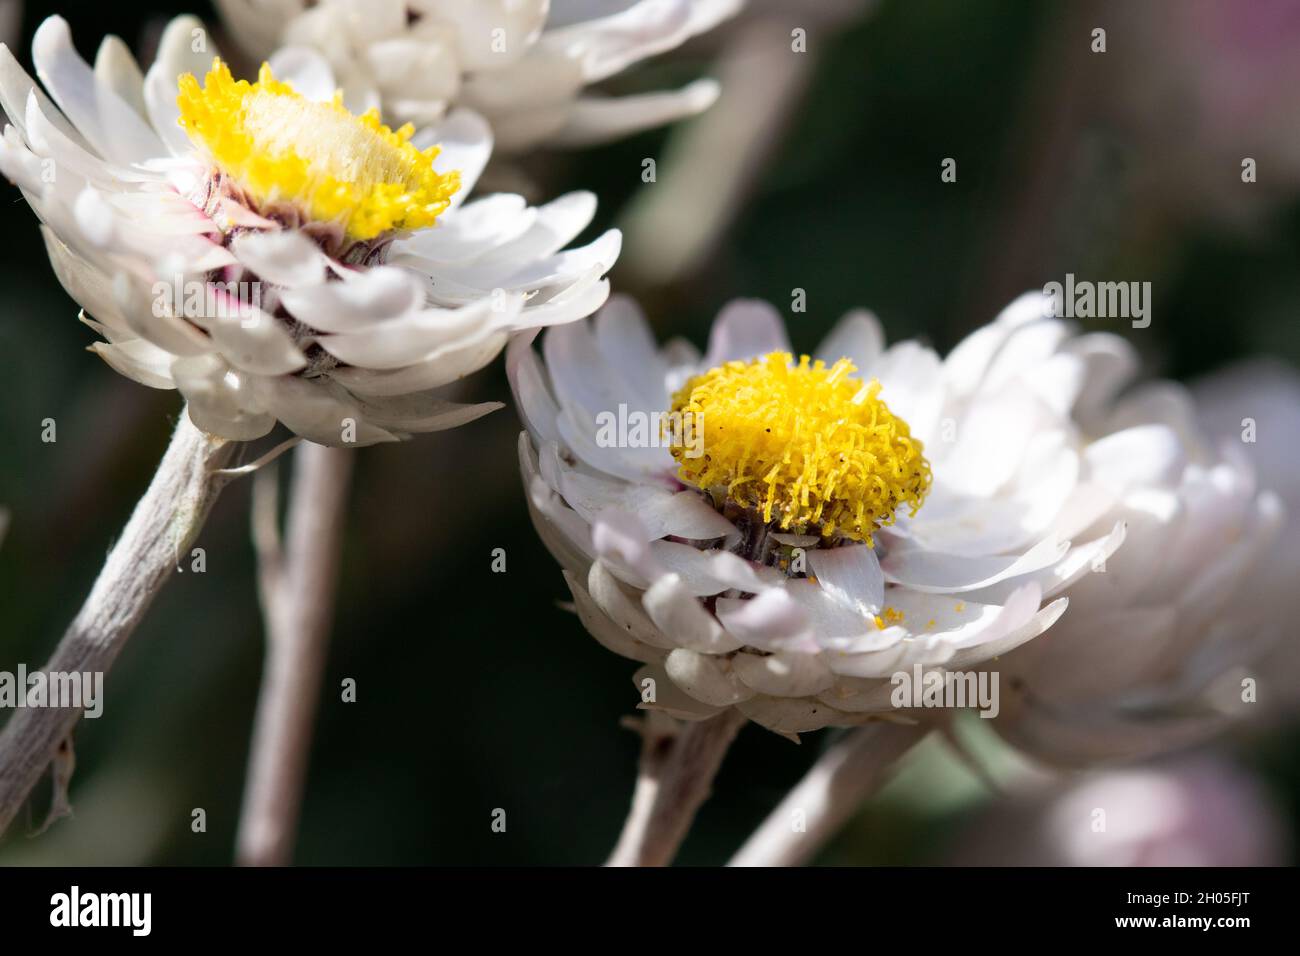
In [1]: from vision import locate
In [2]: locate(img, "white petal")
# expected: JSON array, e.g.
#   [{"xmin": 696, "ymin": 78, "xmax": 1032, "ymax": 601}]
[
  {"xmin": 431, "ymin": 0, "xmax": 547, "ymax": 72},
  {"xmin": 143, "ymin": 15, "xmax": 220, "ymax": 157},
  {"xmin": 642, "ymin": 574, "xmax": 742, "ymax": 653},
  {"xmin": 90, "ymin": 340, "xmax": 175, "ymax": 389},
  {"xmin": 506, "ymin": 331, "xmax": 564, "ymax": 446},
  {"xmin": 549, "ymin": 79, "xmax": 719, "ymax": 147},
  {"xmin": 399, "ymin": 193, "xmax": 531, "ymax": 261},
  {"xmin": 188, "ymin": 294, "xmax": 307, "ymax": 377},
  {"xmin": 702, "ymin": 298, "xmax": 790, "ymax": 366},
  {"xmin": 363, "ymin": 36, "xmax": 460, "ymax": 105},
  {"xmin": 231, "ymin": 230, "xmax": 328, "ymax": 288},
  {"xmin": 947, "ymin": 595, "xmax": 1067, "ymax": 670},
  {"xmin": 647, "ymin": 540, "xmax": 784, "ymax": 595},
  {"xmin": 465, "ymin": 191, "xmax": 598, "ymax": 272},
  {"xmin": 422, "ymin": 108, "xmax": 493, "ymax": 205},
  {"xmin": 732, "ymin": 650, "xmax": 835, "ymax": 698},
  {"xmin": 172, "ymin": 354, "xmax": 275, "ymax": 441},
  {"xmin": 250, "ymin": 375, "xmax": 400, "ymax": 446},
  {"xmin": 267, "ymin": 46, "xmax": 337, "ymax": 102},
  {"xmin": 488, "ymin": 228, "xmax": 621, "ymax": 292},
  {"xmin": 327, "ymin": 330, "xmax": 510, "ymax": 395},
  {"xmin": 904, "ymin": 436, "xmax": 1080, "ymax": 556},
  {"xmin": 342, "ymin": 392, "xmax": 502, "ymax": 434},
  {"xmin": 314, "ymin": 301, "xmax": 503, "ymax": 367},
  {"xmin": 73, "ymin": 185, "xmax": 114, "ymax": 245},
  {"xmin": 40, "ymin": 225, "xmax": 125, "ymax": 326},
  {"xmin": 737, "ymin": 695, "xmax": 860, "ymax": 734},
  {"xmin": 866, "ymin": 341, "xmax": 944, "ymax": 444},
  {"xmin": 594, "ymin": 295, "xmax": 671, "ymax": 410},
  {"xmin": 34, "ymin": 16, "xmax": 166, "ymax": 164},
  {"xmin": 508, "ymin": 269, "xmax": 613, "ymax": 329},
  {"xmin": 0, "ymin": 43, "xmax": 88, "ymax": 147},
  {"xmin": 633, "ymin": 663, "xmax": 724, "ymax": 721},
  {"xmin": 809, "ymin": 544, "xmax": 885, "ymax": 617},
  {"xmin": 816, "ymin": 678, "xmax": 898, "ymax": 714},
  {"xmin": 520, "ymin": 435, "xmax": 598, "ymax": 576},
  {"xmin": 93, "ymin": 35, "xmax": 147, "ymax": 119},
  {"xmin": 942, "ymin": 291, "xmax": 1052, "ymax": 397},
  {"xmin": 882, "ymin": 533, "xmax": 1068, "ymax": 593},
  {"xmin": 564, "ymin": 569, "xmax": 664, "ymax": 665},
  {"xmin": 816, "ymin": 308, "xmax": 885, "ymax": 370},
  {"xmin": 784, "ymin": 581, "xmax": 897, "ymax": 654},
  {"xmin": 555, "ymin": 454, "xmax": 737, "ymax": 543},
  {"xmin": 928, "ymin": 385, "xmax": 1056, "ymax": 498},
  {"xmin": 664, "ymin": 648, "xmax": 753, "ymax": 707},
  {"xmin": 827, "ymin": 585, "xmax": 1049, "ymax": 678},
  {"xmin": 963, "ymin": 521, "xmax": 1127, "ymax": 606},
  {"xmin": 1084, "ymin": 424, "xmax": 1185, "ymax": 493},
  {"xmin": 715, "ymin": 588, "xmax": 818, "ymax": 654},
  {"xmin": 112, "ymin": 273, "xmax": 215, "ymax": 357},
  {"xmin": 544, "ymin": 0, "xmax": 741, "ymax": 82},
  {"xmin": 1065, "ymin": 332, "xmax": 1139, "ymax": 426},
  {"xmin": 586, "ymin": 559, "xmax": 675, "ymax": 651},
  {"xmin": 543, "ymin": 318, "xmax": 675, "ymax": 480},
  {"xmin": 980, "ymin": 317, "xmax": 1070, "ymax": 395}
]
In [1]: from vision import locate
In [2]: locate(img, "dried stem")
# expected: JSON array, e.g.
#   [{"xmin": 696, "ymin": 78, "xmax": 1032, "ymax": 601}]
[
  {"xmin": 236, "ymin": 442, "xmax": 354, "ymax": 866},
  {"xmin": 0, "ymin": 412, "xmax": 236, "ymax": 836},
  {"xmin": 606, "ymin": 708, "xmax": 747, "ymax": 867},
  {"xmin": 728, "ymin": 721, "xmax": 929, "ymax": 867}
]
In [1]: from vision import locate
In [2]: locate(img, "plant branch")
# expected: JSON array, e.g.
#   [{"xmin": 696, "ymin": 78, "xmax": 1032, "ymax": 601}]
[
  {"xmin": 728, "ymin": 721, "xmax": 929, "ymax": 867},
  {"xmin": 236, "ymin": 441, "xmax": 353, "ymax": 866},
  {"xmin": 0, "ymin": 411, "xmax": 237, "ymax": 836},
  {"xmin": 606, "ymin": 708, "xmax": 746, "ymax": 867}
]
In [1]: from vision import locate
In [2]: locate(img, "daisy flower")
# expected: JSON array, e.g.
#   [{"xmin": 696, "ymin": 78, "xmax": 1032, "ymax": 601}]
[
  {"xmin": 215, "ymin": 0, "xmax": 742, "ymax": 149},
  {"xmin": 509, "ymin": 293, "xmax": 1128, "ymax": 736},
  {"xmin": 992, "ymin": 353, "xmax": 1291, "ymax": 764},
  {"xmin": 0, "ymin": 16, "xmax": 619, "ymax": 445}
]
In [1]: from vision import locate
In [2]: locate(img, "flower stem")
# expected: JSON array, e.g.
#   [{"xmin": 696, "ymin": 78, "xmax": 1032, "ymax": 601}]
[
  {"xmin": 606, "ymin": 708, "xmax": 747, "ymax": 866},
  {"xmin": 236, "ymin": 442, "xmax": 353, "ymax": 866},
  {"xmin": 0, "ymin": 411, "xmax": 236, "ymax": 836},
  {"xmin": 727, "ymin": 721, "xmax": 929, "ymax": 867}
]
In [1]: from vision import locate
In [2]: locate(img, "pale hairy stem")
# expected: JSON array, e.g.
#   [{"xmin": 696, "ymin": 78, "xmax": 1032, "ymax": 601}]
[
  {"xmin": 728, "ymin": 721, "xmax": 930, "ymax": 867},
  {"xmin": 606, "ymin": 708, "xmax": 747, "ymax": 867},
  {"xmin": 236, "ymin": 442, "xmax": 353, "ymax": 866},
  {"xmin": 0, "ymin": 412, "xmax": 236, "ymax": 836}
]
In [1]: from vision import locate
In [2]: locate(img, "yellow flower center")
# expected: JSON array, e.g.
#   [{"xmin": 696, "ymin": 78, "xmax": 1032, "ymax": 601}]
[
  {"xmin": 669, "ymin": 352, "xmax": 931, "ymax": 545},
  {"xmin": 177, "ymin": 60, "xmax": 459, "ymax": 241}
]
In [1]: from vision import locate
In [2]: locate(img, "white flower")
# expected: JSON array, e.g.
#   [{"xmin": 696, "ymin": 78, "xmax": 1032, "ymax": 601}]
[
  {"xmin": 215, "ymin": 0, "xmax": 742, "ymax": 149},
  {"xmin": 0, "ymin": 16, "xmax": 619, "ymax": 445},
  {"xmin": 992, "ymin": 354, "xmax": 1291, "ymax": 764},
  {"xmin": 509, "ymin": 293, "xmax": 1125, "ymax": 735},
  {"xmin": 1193, "ymin": 360, "xmax": 1300, "ymax": 670}
]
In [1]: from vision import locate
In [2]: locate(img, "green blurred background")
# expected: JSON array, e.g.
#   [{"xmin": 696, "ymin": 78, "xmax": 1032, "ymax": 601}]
[{"xmin": 2, "ymin": 0, "xmax": 1299, "ymax": 864}]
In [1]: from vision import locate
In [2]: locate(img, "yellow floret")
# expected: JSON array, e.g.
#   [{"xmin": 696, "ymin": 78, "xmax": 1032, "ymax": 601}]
[
  {"xmin": 177, "ymin": 60, "xmax": 459, "ymax": 241},
  {"xmin": 669, "ymin": 352, "xmax": 931, "ymax": 544}
]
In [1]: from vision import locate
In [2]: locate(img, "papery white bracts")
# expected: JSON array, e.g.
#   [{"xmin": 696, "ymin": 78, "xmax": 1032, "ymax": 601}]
[
  {"xmin": 0, "ymin": 16, "xmax": 620, "ymax": 446},
  {"xmin": 216, "ymin": 0, "xmax": 742, "ymax": 149},
  {"xmin": 991, "ymin": 358, "xmax": 1293, "ymax": 764},
  {"xmin": 509, "ymin": 292, "xmax": 1154, "ymax": 736}
]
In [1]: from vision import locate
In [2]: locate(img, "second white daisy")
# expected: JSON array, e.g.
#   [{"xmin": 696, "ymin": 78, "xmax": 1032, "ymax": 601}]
[
  {"xmin": 216, "ymin": 0, "xmax": 741, "ymax": 148},
  {"xmin": 510, "ymin": 293, "xmax": 1124, "ymax": 735}
]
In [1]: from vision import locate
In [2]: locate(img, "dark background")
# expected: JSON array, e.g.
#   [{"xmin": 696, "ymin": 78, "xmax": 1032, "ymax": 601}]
[{"xmin": 2, "ymin": 0, "xmax": 1298, "ymax": 864}]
